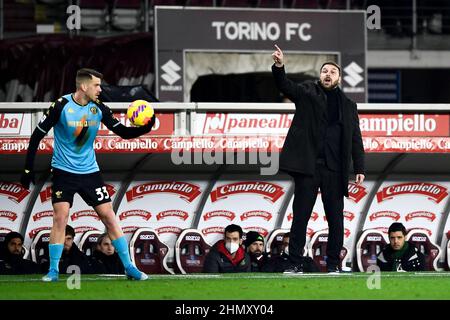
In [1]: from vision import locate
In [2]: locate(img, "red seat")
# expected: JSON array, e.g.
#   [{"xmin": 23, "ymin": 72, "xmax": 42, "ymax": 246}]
[
  {"xmin": 174, "ymin": 229, "xmax": 211, "ymax": 274},
  {"xmin": 307, "ymin": 229, "xmax": 348, "ymax": 272},
  {"xmin": 406, "ymin": 229, "xmax": 442, "ymax": 271},
  {"xmin": 129, "ymin": 228, "xmax": 172, "ymax": 274},
  {"xmin": 356, "ymin": 229, "xmax": 387, "ymax": 272}
]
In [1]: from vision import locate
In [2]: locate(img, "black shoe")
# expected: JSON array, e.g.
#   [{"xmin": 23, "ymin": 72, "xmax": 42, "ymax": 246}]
[
  {"xmin": 327, "ymin": 265, "xmax": 340, "ymax": 274},
  {"xmin": 283, "ymin": 264, "xmax": 304, "ymax": 274}
]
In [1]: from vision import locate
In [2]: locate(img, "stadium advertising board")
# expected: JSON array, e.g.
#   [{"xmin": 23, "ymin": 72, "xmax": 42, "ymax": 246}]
[
  {"xmin": 116, "ymin": 178, "xmax": 209, "ymax": 268},
  {"xmin": 1, "ymin": 113, "xmax": 450, "ymax": 154},
  {"xmin": 155, "ymin": 7, "xmax": 367, "ymax": 102},
  {"xmin": 197, "ymin": 177, "xmax": 291, "ymax": 246},
  {"xmin": 0, "ymin": 181, "xmax": 30, "ymax": 237},
  {"xmin": 363, "ymin": 179, "xmax": 450, "ymax": 243},
  {"xmin": 0, "ymin": 113, "xmax": 32, "ymax": 136},
  {"xmin": 194, "ymin": 113, "xmax": 450, "ymax": 136},
  {"xmin": 97, "ymin": 112, "xmax": 174, "ymax": 136}
]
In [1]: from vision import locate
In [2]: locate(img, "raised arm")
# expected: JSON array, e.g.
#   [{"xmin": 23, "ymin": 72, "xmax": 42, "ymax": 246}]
[{"xmin": 271, "ymin": 44, "xmax": 302, "ymax": 102}]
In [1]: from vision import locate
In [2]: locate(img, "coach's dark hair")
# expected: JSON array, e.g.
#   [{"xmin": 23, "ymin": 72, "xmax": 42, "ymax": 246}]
[
  {"xmin": 388, "ymin": 222, "xmax": 407, "ymax": 236},
  {"xmin": 76, "ymin": 68, "xmax": 103, "ymax": 88},
  {"xmin": 224, "ymin": 224, "xmax": 243, "ymax": 238},
  {"xmin": 320, "ymin": 61, "xmax": 341, "ymax": 75},
  {"xmin": 65, "ymin": 225, "xmax": 76, "ymax": 238}
]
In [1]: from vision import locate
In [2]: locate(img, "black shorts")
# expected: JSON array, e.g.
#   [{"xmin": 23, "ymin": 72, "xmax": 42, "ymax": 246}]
[{"xmin": 51, "ymin": 168, "xmax": 112, "ymax": 208}]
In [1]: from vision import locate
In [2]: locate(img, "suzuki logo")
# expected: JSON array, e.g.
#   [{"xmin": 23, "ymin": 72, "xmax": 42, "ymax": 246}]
[
  {"xmin": 343, "ymin": 62, "xmax": 363, "ymax": 87},
  {"xmin": 161, "ymin": 60, "xmax": 181, "ymax": 85}
]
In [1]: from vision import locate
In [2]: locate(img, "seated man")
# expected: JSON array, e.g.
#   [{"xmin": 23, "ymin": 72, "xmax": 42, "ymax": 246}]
[
  {"xmin": 377, "ymin": 222, "xmax": 425, "ymax": 272},
  {"xmin": 261, "ymin": 232, "xmax": 292, "ymax": 273},
  {"xmin": 244, "ymin": 231, "xmax": 268, "ymax": 272},
  {"xmin": 89, "ymin": 233, "xmax": 124, "ymax": 274},
  {"xmin": 203, "ymin": 224, "xmax": 251, "ymax": 273},
  {"xmin": 0, "ymin": 231, "xmax": 40, "ymax": 274},
  {"xmin": 41, "ymin": 225, "xmax": 92, "ymax": 274},
  {"xmin": 262, "ymin": 232, "xmax": 319, "ymax": 273}
]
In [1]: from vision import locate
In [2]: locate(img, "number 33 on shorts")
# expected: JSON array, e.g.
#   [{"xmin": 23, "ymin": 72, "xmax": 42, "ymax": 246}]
[{"xmin": 95, "ymin": 186, "xmax": 110, "ymax": 201}]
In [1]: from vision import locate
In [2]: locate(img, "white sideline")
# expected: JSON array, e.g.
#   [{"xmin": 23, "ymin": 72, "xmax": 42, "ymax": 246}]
[{"xmin": 1, "ymin": 272, "xmax": 450, "ymax": 283}]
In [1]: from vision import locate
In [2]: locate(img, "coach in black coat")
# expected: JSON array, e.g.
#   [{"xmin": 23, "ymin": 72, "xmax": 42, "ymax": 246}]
[{"xmin": 272, "ymin": 45, "xmax": 365, "ymax": 273}]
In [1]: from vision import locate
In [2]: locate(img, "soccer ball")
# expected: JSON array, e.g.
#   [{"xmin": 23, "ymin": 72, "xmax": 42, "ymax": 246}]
[{"xmin": 127, "ymin": 100, "xmax": 154, "ymax": 126}]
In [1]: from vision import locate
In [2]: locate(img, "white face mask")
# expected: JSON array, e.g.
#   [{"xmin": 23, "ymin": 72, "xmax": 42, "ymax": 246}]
[
  {"xmin": 225, "ymin": 241, "xmax": 239, "ymax": 254},
  {"xmin": 283, "ymin": 246, "xmax": 289, "ymax": 255}
]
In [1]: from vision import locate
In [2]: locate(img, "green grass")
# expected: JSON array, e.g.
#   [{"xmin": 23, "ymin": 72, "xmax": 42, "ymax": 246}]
[{"xmin": 1, "ymin": 273, "xmax": 450, "ymax": 300}]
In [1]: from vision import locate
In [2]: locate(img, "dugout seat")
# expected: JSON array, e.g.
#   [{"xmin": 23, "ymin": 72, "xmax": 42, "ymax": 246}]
[
  {"xmin": 129, "ymin": 228, "xmax": 172, "ymax": 274},
  {"xmin": 174, "ymin": 229, "xmax": 211, "ymax": 274},
  {"xmin": 78, "ymin": 230, "xmax": 103, "ymax": 257},
  {"xmin": 447, "ymin": 237, "xmax": 450, "ymax": 271},
  {"xmin": 307, "ymin": 229, "xmax": 348, "ymax": 272},
  {"xmin": 265, "ymin": 228, "xmax": 290, "ymax": 257},
  {"xmin": 79, "ymin": 0, "xmax": 108, "ymax": 30},
  {"xmin": 406, "ymin": 229, "xmax": 442, "ymax": 271},
  {"xmin": 111, "ymin": 0, "xmax": 142, "ymax": 31},
  {"xmin": 0, "ymin": 233, "xmax": 7, "ymax": 257},
  {"xmin": 22, "ymin": 245, "xmax": 30, "ymax": 260},
  {"xmin": 356, "ymin": 229, "xmax": 387, "ymax": 272},
  {"xmin": 30, "ymin": 230, "xmax": 51, "ymax": 265}
]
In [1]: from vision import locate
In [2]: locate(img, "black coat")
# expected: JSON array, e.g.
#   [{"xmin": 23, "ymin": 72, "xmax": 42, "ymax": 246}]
[
  {"xmin": 203, "ymin": 240, "xmax": 251, "ymax": 273},
  {"xmin": 272, "ymin": 65, "xmax": 365, "ymax": 197},
  {"xmin": 41, "ymin": 244, "xmax": 92, "ymax": 274},
  {"xmin": 0, "ymin": 253, "xmax": 40, "ymax": 275},
  {"xmin": 89, "ymin": 250, "xmax": 124, "ymax": 274},
  {"xmin": 249, "ymin": 252, "xmax": 270, "ymax": 272},
  {"xmin": 261, "ymin": 253, "xmax": 292, "ymax": 272},
  {"xmin": 377, "ymin": 241, "xmax": 426, "ymax": 271}
]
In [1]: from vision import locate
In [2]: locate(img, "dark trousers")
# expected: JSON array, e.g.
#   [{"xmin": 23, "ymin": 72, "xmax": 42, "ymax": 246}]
[{"xmin": 289, "ymin": 162, "xmax": 344, "ymax": 268}]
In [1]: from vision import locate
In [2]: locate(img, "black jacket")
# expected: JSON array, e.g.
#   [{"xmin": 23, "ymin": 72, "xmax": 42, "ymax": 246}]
[
  {"xmin": 261, "ymin": 253, "xmax": 292, "ymax": 272},
  {"xmin": 41, "ymin": 244, "xmax": 92, "ymax": 274},
  {"xmin": 272, "ymin": 65, "xmax": 365, "ymax": 197},
  {"xmin": 261, "ymin": 253, "xmax": 319, "ymax": 273},
  {"xmin": 249, "ymin": 252, "xmax": 269, "ymax": 272},
  {"xmin": 0, "ymin": 252, "xmax": 40, "ymax": 275},
  {"xmin": 89, "ymin": 250, "xmax": 124, "ymax": 274},
  {"xmin": 203, "ymin": 240, "xmax": 251, "ymax": 273},
  {"xmin": 377, "ymin": 241, "xmax": 426, "ymax": 271}
]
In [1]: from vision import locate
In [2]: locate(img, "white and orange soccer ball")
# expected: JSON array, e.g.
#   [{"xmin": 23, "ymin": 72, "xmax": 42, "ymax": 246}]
[{"xmin": 127, "ymin": 100, "xmax": 154, "ymax": 126}]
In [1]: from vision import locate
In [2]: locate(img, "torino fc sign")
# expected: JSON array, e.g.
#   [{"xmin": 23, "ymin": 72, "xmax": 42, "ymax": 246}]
[{"xmin": 155, "ymin": 7, "xmax": 367, "ymax": 102}]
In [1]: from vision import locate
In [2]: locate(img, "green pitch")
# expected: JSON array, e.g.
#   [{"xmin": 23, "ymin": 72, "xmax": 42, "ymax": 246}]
[{"xmin": 1, "ymin": 272, "xmax": 450, "ymax": 300}]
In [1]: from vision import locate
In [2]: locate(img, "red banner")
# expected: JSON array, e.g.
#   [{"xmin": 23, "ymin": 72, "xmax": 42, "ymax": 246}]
[
  {"xmin": 210, "ymin": 182, "xmax": 285, "ymax": 203},
  {"xmin": 2, "ymin": 136, "xmax": 450, "ymax": 154},
  {"xmin": 203, "ymin": 210, "xmax": 236, "ymax": 221},
  {"xmin": 97, "ymin": 113, "xmax": 174, "ymax": 136},
  {"xmin": 0, "ymin": 182, "xmax": 30, "ymax": 203},
  {"xmin": 376, "ymin": 182, "xmax": 448, "ymax": 203},
  {"xmin": 126, "ymin": 182, "xmax": 201, "ymax": 203}
]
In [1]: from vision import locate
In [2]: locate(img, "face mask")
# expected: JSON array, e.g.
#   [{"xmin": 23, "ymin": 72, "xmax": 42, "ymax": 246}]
[
  {"xmin": 283, "ymin": 246, "xmax": 289, "ymax": 255},
  {"xmin": 225, "ymin": 241, "xmax": 239, "ymax": 254}
]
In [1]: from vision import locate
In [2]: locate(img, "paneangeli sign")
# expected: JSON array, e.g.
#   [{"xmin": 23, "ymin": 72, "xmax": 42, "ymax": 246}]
[{"xmin": 155, "ymin": 6, "xmax": 367, "ymax": 103}]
